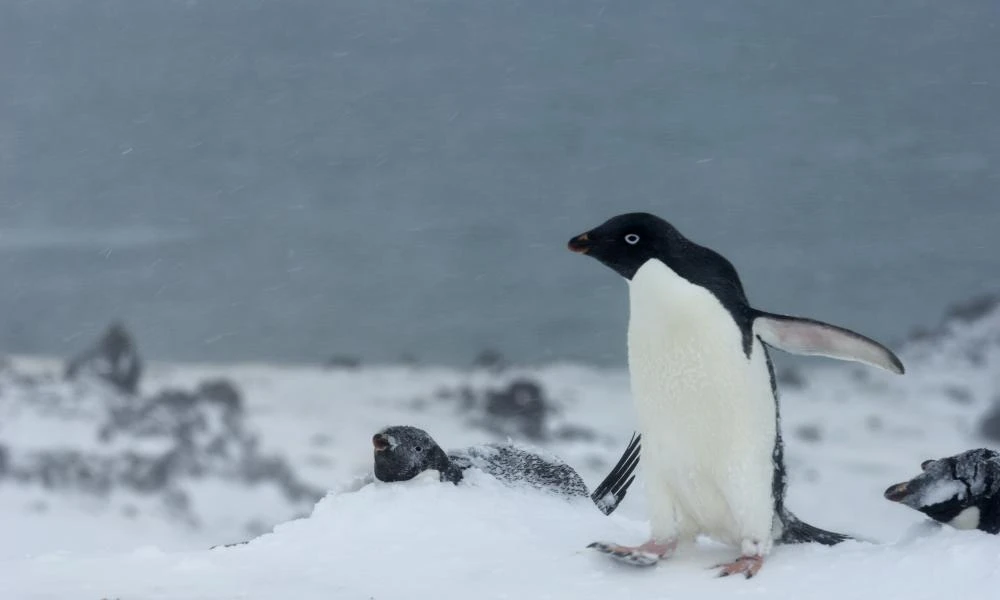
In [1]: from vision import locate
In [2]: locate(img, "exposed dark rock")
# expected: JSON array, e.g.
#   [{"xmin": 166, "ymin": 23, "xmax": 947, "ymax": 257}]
[
  {"xmin": 482, "ymin": 378, "xmax": 550, "ymax": 441},
  {"xmin": 399, "ymin": 353, "xmax": 420, "ymax": 367},
  {"xmin": 979, "ymin": 399, "xmax": 1000, "ymax": 443},
  {"xmin": 942, "ymin": 385, "xmax": 974, "ymax": 405},
  {"xmin": 905, "ymin": 294, "xmax": 1000, "ymax": 347},
  {"xmin": 325, "ymin": 355, "xmax": 361, "ymax": 369},
  {"xmin": 198, "ymin": 380, "xmax": 242, "ymax": 413},
  {"xmin": 65, "ymin": 322, "xmax": 143, "ymax": 395},
  {"xmin": 0, "ymin": 364, "xmax": 323, "ymax": 529},
  {"xmin": 472, "ymin": 349, "xmax": 507, "ymax": 372},
  {"xmin": 433, "ymin": 377, "xmax": 555, "ymax": 442},
  {"xmin": 946, "ymin": 295, "xmax": 1000, "ymax": 324},
  {"xmin": 458, "ymin": 386, "xmax": 477, "ymax": 411},
  {"xmin": 795, "ymin": 424, "xmax": 823, "ymax": 443},
  {"xmin": 776, "ymin": 366, "xmax": 806, "ymax": 388},
  {"xmin": 553, "ymin": 424, "xmax": 599, "ymax": 443}
]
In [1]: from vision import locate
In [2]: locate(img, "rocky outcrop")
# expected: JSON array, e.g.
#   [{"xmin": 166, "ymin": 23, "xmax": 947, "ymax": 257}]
[
  {"xmin": 434, "ymin": 377, "xmax": 556, "ymax": 442},
  {"xmin": 65, "ymin": 322, "xmax": 143, "ymax": 394},
  {"xmin": 0, "ymin": 327, "xmax": 323, "ymax": 532}
]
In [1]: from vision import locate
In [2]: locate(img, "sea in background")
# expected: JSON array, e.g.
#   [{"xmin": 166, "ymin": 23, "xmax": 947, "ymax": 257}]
[{"xmin": 1, "ymin": 0, "xmax": 998, "ymax": 365}]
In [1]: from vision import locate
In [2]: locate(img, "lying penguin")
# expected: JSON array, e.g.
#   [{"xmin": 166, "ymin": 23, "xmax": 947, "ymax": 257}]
[
  {"xmin": 884, "ymin": 449, "xmax": 1000, "ymax": 534},
  {"xmin": 372, "ymin": 425, "xmax": 641, "ymax": 515}
]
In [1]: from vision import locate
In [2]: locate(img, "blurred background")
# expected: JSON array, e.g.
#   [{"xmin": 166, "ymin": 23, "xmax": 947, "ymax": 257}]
[
  {"xmin": 0, "ymin": 0, "xmax": 998, "ymax": 570},
  {"xmin": 1, "ymin": 0, "xmax": 998, "ymax": 366}
]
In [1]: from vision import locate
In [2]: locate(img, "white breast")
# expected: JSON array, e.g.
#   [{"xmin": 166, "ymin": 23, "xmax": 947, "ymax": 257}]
[
  {"xmin": 947, "ymin": 506, "xmax": 981, "ymax": 530},
  {"xmin": 627, "ymin": 259, "xmax": 777, "ymax": 550}
]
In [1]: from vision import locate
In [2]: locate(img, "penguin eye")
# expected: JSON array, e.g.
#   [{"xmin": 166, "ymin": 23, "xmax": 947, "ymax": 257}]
[
  {"xmin": 624, "ymin": 233, "xmax": 640, "ymax": 245},
  {"xmin": 414, "ymin": 446, "xmax": 423, "ymax": 453}
]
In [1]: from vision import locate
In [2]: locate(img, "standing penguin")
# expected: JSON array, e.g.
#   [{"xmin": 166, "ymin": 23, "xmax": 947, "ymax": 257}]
[{"xmin": 568, "ymin": 213, "xmax": 904, "ymax": 578}]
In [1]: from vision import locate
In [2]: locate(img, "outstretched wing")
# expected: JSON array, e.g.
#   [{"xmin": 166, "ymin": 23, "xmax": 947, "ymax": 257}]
[{"xmin": 753, "ymin": 311, "xmax": 905, "ymax": 374}]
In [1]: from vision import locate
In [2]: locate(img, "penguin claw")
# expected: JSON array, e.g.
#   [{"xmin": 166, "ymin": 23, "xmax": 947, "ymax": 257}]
[
  {"xmin": 588, "ymin": 540, "xmax": 675, "ymax": 568},
  {"xmin": 713, "ymin": 555, "xmax": 763, "ymax": 579}
]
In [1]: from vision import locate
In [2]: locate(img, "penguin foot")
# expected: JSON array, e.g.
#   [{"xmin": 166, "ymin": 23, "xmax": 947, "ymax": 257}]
[
  {"xmin": 588, "ymin": 539, "xmax": 676, "ymax": 567},
  {"xmin": 714, "ymin": 555, "xmax": 764, "ymax": 579}
]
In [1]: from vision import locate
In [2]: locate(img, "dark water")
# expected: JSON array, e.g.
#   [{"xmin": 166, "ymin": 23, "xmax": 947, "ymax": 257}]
[{"xmin": 1, "ymin": 0, "xmax": 998, "ymax": 365}]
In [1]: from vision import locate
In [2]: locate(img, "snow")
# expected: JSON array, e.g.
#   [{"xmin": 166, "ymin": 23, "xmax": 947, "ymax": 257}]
[
  {"xmin": 2, "ymin": 475, "xmax": 999, "ymax": 600},
  {"xmin": 2, "ymin": 301, "xmax": 1000, "ymax": 599}
]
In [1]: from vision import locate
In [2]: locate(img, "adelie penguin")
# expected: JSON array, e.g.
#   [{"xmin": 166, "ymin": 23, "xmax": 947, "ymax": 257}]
[
  {"xmin": 372, "ymin": 425, "xmax": 641, "ymax": 515},
  {"xmin": 884, "ymin": 449, "xmax": 1000, "ymax": 534},
  {"xmin": 568, "ymin": 213, "xmax": 905, "ymax": 578}
]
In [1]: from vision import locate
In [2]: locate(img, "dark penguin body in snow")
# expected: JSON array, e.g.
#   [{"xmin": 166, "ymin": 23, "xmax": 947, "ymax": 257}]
[
  {"xmin": 569, "ymin": 213, "xmax": 904, "ymax": 577},
  {"xmin": 885, "ymin": 449, "xmax": 1000, "ymax": 534},
  {"xmin": 372, "ymin": 425, "xmax": 641, "ymax": 515}
]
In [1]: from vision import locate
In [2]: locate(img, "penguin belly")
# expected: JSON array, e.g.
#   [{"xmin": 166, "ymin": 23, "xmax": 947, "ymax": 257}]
[{"xmin": 628, "ymin": 259, "xmax": 777, "ymax": 554}]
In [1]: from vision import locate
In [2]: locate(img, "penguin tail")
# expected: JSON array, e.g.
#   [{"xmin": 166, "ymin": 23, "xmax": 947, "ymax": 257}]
[
  {"xmin": 778, "ymin": 511, "xmax": 851, "ymax": 546},
  {"xmin": 590, "ymin": 433, "xmax": 641, "ymax": 515}
]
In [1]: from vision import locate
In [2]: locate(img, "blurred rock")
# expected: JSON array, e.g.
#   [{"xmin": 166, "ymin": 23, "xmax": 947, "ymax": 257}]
[
  {"xmin": 482, "ymin": 378, "xmax": 551, "ymax": 441},
  {"xmin": 553, "ymin": 424, "xmax": 598, "ymax": 443},
  {"xmin": 0, "ymin": 364, "xmax": 323, "ymax": 529},
  {"xmin": 776, "ymin": 366, "xmax": 806, "ymax": 388},
  {"xmin": 65, "ymin": 322, "xmax": 143, "ymax": 395},
  {"xmin": 795, "ymin": 424, "xmax": 823, "ymax": 443},
  {"xmin": 325, "ymin": 355, "xmax": 361, "ymax": 369},
  {"xmin": 942, "ymin": 385, "xmax": 974, "ymax": 405},
  {"xmin": 946, "ymin": 295, "xmax": 1000, "ymax": 324},
  {"xmin": 905, "ymin": 294, "xmax": 1000, "ymax": 347},
  {"xmin": 472, "ymin": 349, "xmax": 507, "ymax": 372},
  {"xmin": 979, "ymin": 398, "xmax": 1000, "ymax": 443},
  {"xmin": 435, "ymin": 377, "xmax": 554, "ymax": 442},
  {"xmin": 399, "ymin": 353, "xmax": 420, "ymax": 367}
]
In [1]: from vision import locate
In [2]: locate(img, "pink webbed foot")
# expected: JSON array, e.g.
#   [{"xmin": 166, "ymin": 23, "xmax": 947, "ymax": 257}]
[
  {"xmin": 714, "ymin": 555, "xmax": 764, "ymax": 579},
  {"xmin": 588, "ymin": 539, "xmax": 677, "ymax": 567}
]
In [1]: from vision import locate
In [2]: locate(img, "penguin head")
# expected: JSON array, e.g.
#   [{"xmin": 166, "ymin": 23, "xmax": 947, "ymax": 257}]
[
  {"xmin": 567, "ymin": 212, "xmax": 688, "ymax": 280},
  {"xmin": 567, "ymin": 212, "xmax": 746, "ymax": 302},
  {"xmin": 372, "ymin": 426, "xmax": 462, "ymax": 484},
  {"xmin": 884, "ymin": 449, "xmax": 999, "ymax": 529}
]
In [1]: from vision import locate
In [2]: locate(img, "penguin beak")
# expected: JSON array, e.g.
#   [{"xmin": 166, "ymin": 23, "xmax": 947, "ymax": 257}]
[
  {"xmin": 568, "ymin": 232, "xmax": 591, "ymax": 254},
  {"xmin": 373, "ymin": 434, "xmax": 390, "ymax": 452},
  {"xmin": 883, "ymin": 482, "xmax": 910, "ymax": 502}
]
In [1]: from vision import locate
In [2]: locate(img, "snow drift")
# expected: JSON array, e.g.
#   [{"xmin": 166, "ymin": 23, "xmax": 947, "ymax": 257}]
[{"xmin": 2, "ymin": 474, "xmax": 998, "ymax": 600}]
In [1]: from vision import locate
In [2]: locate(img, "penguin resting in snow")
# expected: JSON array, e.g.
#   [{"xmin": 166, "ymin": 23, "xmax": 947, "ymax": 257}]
[
  {"xmin": 372, "ymin": 425, "xmax": 641, "ymax": 515},
  {"xmin": 884, "ymin": 449, "xmax": 1000, "ymax": 534},
  {"xmin": 568, "ymin": 212, "xmax": 905, "ymax": 578}
]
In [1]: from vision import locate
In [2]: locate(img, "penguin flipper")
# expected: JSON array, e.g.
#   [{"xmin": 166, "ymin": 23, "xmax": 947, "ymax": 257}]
[
  {"xmin": 778, "ymin": 511, "xmax": 851, "ymax": 546},
  {"xmin": 590, "ymin": 433, "xmax": 641, "ymax": 515},
  {"xmin": 752, "ymin": 311, "xmax": 905, "ymax": 374}
]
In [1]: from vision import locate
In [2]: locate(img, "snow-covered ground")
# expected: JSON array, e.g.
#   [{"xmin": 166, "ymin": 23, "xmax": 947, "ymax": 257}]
[{"xmin": 1, "ymin": 299, "xmax": 1000, "ymax": 599}]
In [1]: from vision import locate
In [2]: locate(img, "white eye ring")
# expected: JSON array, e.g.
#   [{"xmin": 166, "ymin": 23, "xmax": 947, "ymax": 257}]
[{"xmin": 624, "ymin": 233, "xmax": 640, "ymax": 245}]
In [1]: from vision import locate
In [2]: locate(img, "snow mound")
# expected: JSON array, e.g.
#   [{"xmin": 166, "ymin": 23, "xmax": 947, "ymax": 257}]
[{"xmin": 3, "ymin": 474, "xmax": 998, "ymax": 600}]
